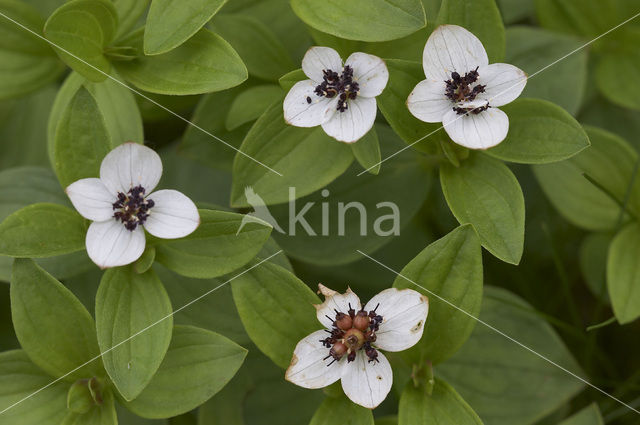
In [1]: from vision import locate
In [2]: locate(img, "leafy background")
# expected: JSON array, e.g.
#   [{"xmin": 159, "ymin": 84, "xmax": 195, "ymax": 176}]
[{"xmin": 0, "ymin": 0, "xmax": 639, "ymax": 424}]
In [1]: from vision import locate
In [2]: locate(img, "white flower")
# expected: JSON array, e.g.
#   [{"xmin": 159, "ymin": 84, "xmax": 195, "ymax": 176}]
[
  {"xmin": 286, "ymin": 284, "xmax": 429, "ymax": 409},
  {"xmin": 407, "ymin": 25, "xmax": 527, "ymax": 149},
  {"xmin": 65, "ymin": 143, "xmax": 200, "ymax": 269},
  {"xmin": 283, "ymin": 47, "xmax": 389, "ymax": 144}
]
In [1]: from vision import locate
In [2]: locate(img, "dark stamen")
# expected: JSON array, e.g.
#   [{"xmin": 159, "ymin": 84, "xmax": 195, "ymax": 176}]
[
  {"xmin": 112, "ymin": 185, "xmax": 154, "ymax": 231},
  {"xmin": 444, "ymin": 67, "xmax": 489, "ymax": 115},
  {"xmin": 310, "ymin": 65, "xmax": 360, "ymax": 113}
]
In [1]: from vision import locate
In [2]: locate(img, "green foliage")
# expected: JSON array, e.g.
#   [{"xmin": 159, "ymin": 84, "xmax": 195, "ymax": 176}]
[
  {"xmin": 290, "ymin": 0, "xmax": 426, "ymax": 42},
  {"xmin": 0, "ymin": 350, "xmax": 68, "ymax": 425},
  {"xmin": 122, "ymin": 326, "xmax": 247, "ymax": 419},
  {"xmin": 558, "ymin": 404, "xmax": 604, "ymax": 425},
  {"xmin": 95, "ymin": 267, "xmax": 173, "ymax": 401},
  {"xmin": 487, "ymin": 98, "xmax": 590, "ymax": 163},
  {"xmin": 153, "ymin": 209, "xmax": 272, "ymax": 279},
  {"xmin": 438, "ymin": 287, "xmax": 584, "ymax": 425},
  {"xmin": 43, "ymin": 0, "xmax": 118, "ymax": 82},
  {"xmin": 10, "ymin": 259, "xmax": 102, "ymax": 380},
  {"xmin": 441, "ymin": 154, "xmax": 525, "ymax": 264},
  {"xmin": 144, "ymin": 0, "xmax": 227, "ymax": 55},
  {"xmin": 231, "ymin": 262, "xmax": 320, "ymax": 368},
  {"xmin": 0, "ymin": 203, "xmax": 86, "ymax": 258},
  {"xmin": 607, "ymin": 223, "xmax": 640, "ymax": 324},
  {"xmin": 394, "ymin": 225, "xmax": 482, "ymax": 365},
  {"xmin": 114, "ymin": 29, "xmax": 248, "ymax": 95},
  {"xmin": 230, "ymin": 101, "xmax": 354, "ymax": 207},
  {"xmin": 533, "ymin": 126, "xmax": 640, "ymax": 231},
  {"xmin": 309, "ymin": 395, "xmax": 375, "ymax": 425},
  {"xmin": 0, "ymin": 0, "xmax": 65, "ymax": 99},
  {"xmin": 399, "ymin": 379, "xmax": 483, "ymax": 425}
]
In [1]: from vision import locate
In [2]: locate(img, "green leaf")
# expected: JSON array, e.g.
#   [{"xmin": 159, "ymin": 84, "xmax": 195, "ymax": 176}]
[
  {"xmin": 61, "ymin": 387, "xmax": 117, "ymax": 425},
  {"xmin": 122, "ymin": 325, "xmax": 247, "ymax": 419},
  {"xmin": 0, "ymin": 48, "xmax": 65, "ymax": 101},
  {"xmin": 0, "ymin": 203, "xmax": 86, "ymax": 258},
  {"xmin": 309, "ymin": 395, "xmax": 374, "ymax": 425},
  {"xmin": 133, "ymin": 247, "xmax": 155, "ymax": 274},
  {"xmin": 438, "ymin": 287, "xmax": 584, "ymax": 425},
  {"xmin": 351, "ymin": 128, "xmax": 382, "ymax": 175},
  {"xmin": 231, "ymin": 262, "xmax": 320, "ymax": 368},
  {"xmin": 558, "ymin": 403, "xmax": 604, "ymax": 425},
  {"xmin": 398, "ymin": 379, "xmax": 483, "ymax": 425},
  {"xmin": 533, "ymin": 126, "xmax": 640, "ymax": 231},
  {"xmin": 10, "ymin": 259, "xmax": 102, "ymax": 380},
  {"xmin": 112, "ymin": 0, "xmax": 150, "ymax": 40},
  {"xmin": 48, "ymin": 72, "xmax": 144, "ymax": 167},
  {"xmin": 53, "ymin": 86, "xmax": 110, "ymax": 187},
  {"xmin": 535, "ymin": 0, "xmax": 618, "ymax": 38},
  {"xmin": 67, "ymin": 379, "xmax": 96, "ymax": 414},
  {"xmin": 230, "ymin": 101, "xmax": 354, "ymax": 207},
  {"xmin": 377, "ymin": 60, "xmax": 448, "ymax": 151},
  {"xmin": 290, "ymin": 0, "xmax": 426, "ymax": 42},
  {"xmin": 144, "ymin": 0, "xmax": 226, "ymax": 55},
  {"xmin": 268, "ymin": 125, "xmax": 430, "ymax": 265},
  {"xmin": 154, "ymin": 209, "xmax": 272, "ymax": 279},
  {"xmin": 504, "ymin": 27, "xmax": 587, "ymax": 115},
  {"xmin": 486, "ymin": 98, "xmax": 590, "ymax": 164},
  {"xmin": 197, "ymin": 368, "xmax": 251, "ymax": 425},
  {"xmin": 0, "ymin": 0, "xmax": 50, "ymax": 54},
  {"xmin": 0, "ymin": 350, "xmax": 68, "ymax": 425},
  {"xmin": 179, "ymin": 86, "xmax": 248, "ymax": 171},
  {"xmin": 212, "ymin": 14, "xmax": 296, "ymax": 81},
  {"xmin": 0, "ymin": 1, "xmax": 65, "ymax": 99},
  {"xmin": 393, "ymin": 225, "xmax": 482, "ymax": 365},
  {"xmin": 225, "ymin": 85, "xmax": 284, "ymax": 131},
  {"xmin": 156, "ymin": 264, "xmax": 250, "ymax": 346},
  {"xmin": 596, "ymin": 27, "xmax": 640, "ymax": 111},
  {"xmin": 436, "ymin": 0, "xmax": 505, "ymax": 62},
  {"xmin": 278, "ymin": 68, "xmax": 306, "ymax": 92},
  {"xmin": 95, "ymin": 267, "xmax": 173, "ymax": 401},
  {"xmin": 497, "ymin": 0, "xmax": 535, "ymax": 24},
  {"xmin": 43, "ymin": 0, "xmax": 118, "ymax": 82},
  {"xmin": 579, "ymin": 233, "xmax": 611, "ymax": 303},
  {"xmin": 440, "ymin": 154, "xmax": 525, "ymax": 264},
  {"xmin": 607, "ymin": 223, "xmax": 640, "ymax": 324},
  {"xmin": 0, "ymin": 86, "xmax": 56, "ymax": 169},
  {"xmin": 115, "ymin": 28, "xmax": 248, "ymax": 95}
]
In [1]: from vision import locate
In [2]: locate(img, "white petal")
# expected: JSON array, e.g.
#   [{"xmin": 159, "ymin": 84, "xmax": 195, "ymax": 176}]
[
  {"xmin": 315, "ymin": 284, "xmax": 361, "ymax": 329},
  {"xmin": 143, "ymin": 189, "xmax": 200, "ymax": 239},
  {"xmin": 344, "ymin": 52, "xmax": 389, "ymax": 98},
  {"xmin": 100, "ymin": 143, "xmax": 163, "ymax": 195},
  {"xmin": 407, "ymin": 79, "xmax": 452, "ymax": 123},
  {"xmin": 476, "ymin": 63, "xmax": 527, "ymax": 107},
  {"xmin": 85, "ymin": 220, "xmax": 146, "ymax": 268},
  {"xmin": 65, "ymin": 178, "xmax": 115, "ymax": 221},
  {"xmin": 284, "ymin": 80, "xmax": 337, "ymax": 127},
  {"xmin": 364, "ymin": 288, "xmax": 429, "ymax": 352},
  {"xmin": 422, "ymin": 25, "xmax": 489, "ymax": 82},
  {"xmin": 302, "ymin": 46, "xmax": 343, "ymax": 82},
  {"xmin": 443, "ymin": 107, "xmax": 509, "ymax": 149},
  {"xmin": 341, "ymin": 351, "xmax": 392, "ymax": 409},
  {"xmin": 285, "ymin": 330, "xmax": 345, "ymax": 389},
  {"xmin": 321, "ymin": 97, "xmax": 377, "ymax": 144}
]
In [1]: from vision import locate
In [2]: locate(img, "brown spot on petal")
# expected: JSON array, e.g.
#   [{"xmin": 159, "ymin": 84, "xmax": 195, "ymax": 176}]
[
  {"xmin": 289, "ymin": 354, "xmax": 299, "ymax": 367},
  {"xmin": 377, "ymin": 375, "xmax": 383, "ymax": 380},
  {"xmin": 411, "ymin": 321, "xmax": 423, "ymax": 333}
]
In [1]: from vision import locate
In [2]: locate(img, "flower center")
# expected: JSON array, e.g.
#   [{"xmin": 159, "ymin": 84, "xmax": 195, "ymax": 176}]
[
  {"xmin": 311, "ymin": 65, "xmax": 360, "ymax": 113},
  {"xmin": 112, "ymin": 185, "xmax": 154, "ymax": 231},
  {"xmin": 320, "ymin": 303, "xmax": 383, "ymax": 365},
  {"xmin": 444, "ymin": 67, "xmax": 490, "ymax": 115}
]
